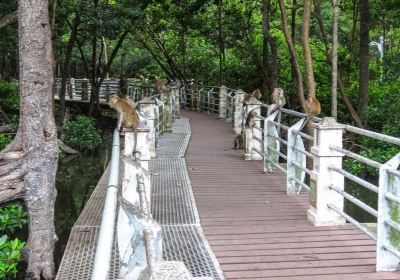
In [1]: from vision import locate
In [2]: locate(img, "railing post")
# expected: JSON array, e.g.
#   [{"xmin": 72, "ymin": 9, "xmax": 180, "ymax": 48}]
[
  {"xmin": 219, "ymin": 86, "xmax": 227, "ymax": 119},
  {"xmin": 287, "ymin": 118, "xmax": 307, "ymax": 194},
  {"xmin": 264, "ymin": 111, "xmax": 280, "ymax": 173},
  {"xmin": 138, "ymin": 99, "xmax": 157, "ymax": 159},
  {"xmin": 191, "ymin": 86, "xmax": 200, "ymax": 111},
  {"xmin": 376, "ymin": 152, "xmax": 400, "ymax": 271},
  {"xmin": 70, "ymin": 78, "xmax": 76, "ymax": 98},
  {"xmin": 244, "ymin": 100, "xmax": 262, "ymax": 161},
  {"xmin": 307, "ymin": 117, "xmax": 346, "ymax": 226},
  {"xmin": 172, "ymin": 85, "xmax": 181, "ymax": 119},
  {"xmin": 233, "ymin": 90, "xmax": 245, "ymax": 134},
  {"xmin": 161, "ymin": 90, "xmax": 173, "ymax": 133}
]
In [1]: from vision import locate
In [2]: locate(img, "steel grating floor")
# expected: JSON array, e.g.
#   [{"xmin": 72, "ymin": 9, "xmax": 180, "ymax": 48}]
[
  {"xmin": 162, "ymin": 225, "xmax": 223, "ymax": 280},
  {"xmin": 151, "ymin": 117, "xmax": 224, "ymax": 280},
  {"xmin": 150, "ymin": 158, "xmax": 199, "ymax": 225},
  {"xmin": 56, "ymin": 116, "xmax": 223, "ymax": 280}
]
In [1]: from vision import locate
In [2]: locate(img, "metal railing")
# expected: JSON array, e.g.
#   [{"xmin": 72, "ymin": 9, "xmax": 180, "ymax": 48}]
[
  {"xmin": 91, "ymin": 130, "xmax": 120, "ymax": 280},
  {"xmin": 191, "ymin": 84, "xmax": 400, "ymax": 272}
]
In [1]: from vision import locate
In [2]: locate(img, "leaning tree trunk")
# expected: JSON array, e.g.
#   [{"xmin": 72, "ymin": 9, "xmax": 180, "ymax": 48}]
[
  {"xmin": 302, "ymin": 0, "xmax": 316, "ymax": 99},
  {"xmin": 358, "ymin": 0, "xmax": 369, "ymax": 119},
  {"xmin": 18, "ymin": 0, "xmax": 59, "ymax": 279}
]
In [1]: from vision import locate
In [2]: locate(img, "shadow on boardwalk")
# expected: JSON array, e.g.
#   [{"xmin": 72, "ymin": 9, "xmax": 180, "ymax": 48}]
[{"xmin": 183, "ymin": 110, "xmax": 400, "ymax": 280}]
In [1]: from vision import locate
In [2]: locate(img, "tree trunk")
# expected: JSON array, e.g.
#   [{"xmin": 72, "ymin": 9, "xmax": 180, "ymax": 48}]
[
  {"xmin": 301, "ymin": 0, "xmax": 316, "ymax": 98},
  {"xmin": 289, "ymin": 0, "xmax": 299, "ymax": 109},
  {"xmin": 358, "ymin": 0, "xmax": 369, "ymax": 118},
  {"xmin": 314, "ymin": 0, "xmax": 363, "ymax": 127},
  {"xmin": 218, "ymin": 0, "xmax": 224, "ymax": 86},
  {"xmin": 59, "ymin": 17, "xmax": 79, "ymax": 127},
  {"xmin": 18, "ymin": 0, "xmax": 59, "ymax": 278},
  {"xmin": 278, "ymin": 0, "xmax": 306, "ymax": 112},
  {"xmin": 262, "ymin": 0, "xmax": 278, "ymax": 98},
  {"xmin": 331, "ymin": 0, "xmax": 339, "ymax": 120}
]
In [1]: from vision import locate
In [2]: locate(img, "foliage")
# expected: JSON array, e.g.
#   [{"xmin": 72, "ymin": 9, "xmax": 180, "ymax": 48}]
[
  {"xmin": 0, "ymin": 81, "xmax": 19, "ymax": 111},
  {"xmin": 0, "ymin": 134, "xmax": 12, "ymax": 151},
  {"xmin": 0, "ymin": 204, "xmax": 27, "ymax": 235},
  {"xmin": 0, "ymin": 235, "xmax": 25, "ymax": 279},
  {"xmin": 62, "ymin": 116, "xmax": 102, "ymax": 151}
]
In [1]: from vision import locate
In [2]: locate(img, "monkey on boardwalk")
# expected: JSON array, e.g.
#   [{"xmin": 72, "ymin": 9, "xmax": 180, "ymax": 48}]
[
  {"xmin": 267, "ymin": 88, "xmax": 286, "ymax": 116},
  {"xmin": 108, "ymin": 95, "xmax": 141, "ymax": 158},
  {"xmin": 293, "ymin": 96, "xmax": 321, "ymax": 146},
  {"xmin": 232, "ymin": 134, "xmax": 244, "ymax": 150}
]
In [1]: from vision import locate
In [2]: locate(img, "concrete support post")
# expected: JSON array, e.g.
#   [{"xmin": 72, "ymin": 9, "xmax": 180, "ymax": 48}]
[
  {"xmin": 307, "ymin": 117, "xmax": 346, "ymax": 226},
  {"xmin": 163, "ymin": 91, "xmax": 173, "ymax": 133},
  {"xmin": 233, "ymin": 90, "xmax": 245, "ymax": 134},
  {"xmin": 244, "ymin": 100, "xmax": 262, "ymax": 160},
  {"xmin": 172, "ymin": 86, "xmax": 181, "ymax": 119},
  {"xmin": 70, "ymin": 78, "xmax": 76, "ymax": 98},
  {"xmin": 219, "ymin": 86, "xmax": 228, "ymax": 119},
  {"xmin": 138, "ymin": 100, "xmax": 158, "ymax": 158},
  {"xmin": 191, "ymin": 87, "xmax": 200, "ymax": 111},
  {"xmin": 376, "ymin": 153, "xmax": 400, "ymax": 271}
]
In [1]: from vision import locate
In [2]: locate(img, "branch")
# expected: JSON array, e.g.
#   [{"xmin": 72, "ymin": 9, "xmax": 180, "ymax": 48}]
[
  {"xmin": 0, "ymin": 11, "xmax": 17, "ymax": 30},
  {"xmin": 57, "ymin": 139, "xmax": 79, "ymax": 154}
]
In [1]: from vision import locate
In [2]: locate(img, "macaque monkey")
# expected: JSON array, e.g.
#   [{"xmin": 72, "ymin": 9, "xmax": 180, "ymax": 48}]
[
  {"xmin": 293, "ymin": 96, "xmax": 321, "ymax": 145},
  {"xmin": 243, "ymin": 89, "xmax": 262, "ymax": 104},
  {"xmin": 123, "ymin": 95, "xmax": 137, "ymax": 109},
  {"xmin": 155, "ymin": 78, "xmax": 169, "ymax": 94},
  {"xmin": 108, "ymin": 95, "xmax": 141, "ymax": 158},
  {"xmin": 267, "ymin": 88, "xmax": 286, "ymax": 116},
  {"xmin": 232, "ymin": 134, "xmax": 244, "ymax": 149},
  {"xmin": 245, "ymin": 109, "xmax": 258, "ymax": 128}
]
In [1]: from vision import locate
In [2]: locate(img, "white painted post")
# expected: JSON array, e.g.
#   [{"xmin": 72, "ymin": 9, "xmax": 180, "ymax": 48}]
[
  {"xmin": 219, "ymin": 86, "xmax": 228, "ymax": 119},
  {"xmin": 244, "ymin": 99, "xmax": 262, "ymax": 161},
  {"xmin": 173, "ymin": 85, "xmax": 181, "ymax": 119},
  {"xmin": 138, "ymin": 100, "xmax": 157, "ymax": 159},
  {"xmin": 70, "ymin": 78, "xmax": 76, "ymax": 97},
  {"xmin": 307, "ymin": 117, "xmax": 346, "ymax": 226},
  {"xmin": 161, "ymin": 91, "xmax": 172, "ymax": 133},
  {"xmin": 376, "ymin": 152, "xmax": 400, "ymax": 271},
  {"xmin": 264, "ymin": 111, "xmax": 280, "ymax": 173},
  {"xmin": 233, "ymin": 90, "xmax": 245, "ymax": 134},
  {"xmin": 287, "ymin": 118, "xmax": 307, "ymax": 194}
]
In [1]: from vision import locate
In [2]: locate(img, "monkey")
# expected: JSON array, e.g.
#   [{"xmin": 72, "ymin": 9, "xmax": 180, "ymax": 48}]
[
  {"xmin": 232, "ymin": 134, "xmax": 244, "ymax": 149},
  {"xmin": 155, "ymin": 78, "xmax": 169, "ymax": 94},
  {"xmin": 243, "ymin": 89, "xmax": 262, "ymax": 104},
  {"xmin": 245, "ymin": 108, "xmax": 258, "ymax": 129},
  {"xmin": 108, "ymin": 95, "xmax": 141, "ymax": 159},
  {"xmin": 123, "ymin": 94, "xmax": 137, "ymax": 109},
  {"xmin": 292, "ymin": 96, "xmax": 321, "ymax": 146},
  {"xmin": 267, "ymin": 88, "xmax": 286, "ymax": 116}
]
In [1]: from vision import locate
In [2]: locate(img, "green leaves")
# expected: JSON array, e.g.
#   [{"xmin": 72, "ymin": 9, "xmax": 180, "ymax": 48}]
[
  {"xmin": 62, "ymin": 115, "xmax": 102, "ymax": 152},
  {"xmin": 0, "ymin": 235, "xmax": 25, "ymax": 279},
  {"xmin": 0, "ymin": 204, "xmax": 27, "ymax": 235}
]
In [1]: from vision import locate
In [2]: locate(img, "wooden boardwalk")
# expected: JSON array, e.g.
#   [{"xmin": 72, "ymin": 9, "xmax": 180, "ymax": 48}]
[{"xmin": 184, "ymin": 110, "xmax": 400, "ymax": 280}]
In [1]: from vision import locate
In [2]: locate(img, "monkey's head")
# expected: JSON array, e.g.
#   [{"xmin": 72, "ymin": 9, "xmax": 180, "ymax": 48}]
[
  {"xmin": 273, "ymin": 88, "xmax": 284, "ymax": 97},
  {"xmin": 251, "ymin": 89, "xmax": 262, "ymax": 100},
  {"xmin": 108, "ymin": 95, "xmax": 120, "ymax": 108}
]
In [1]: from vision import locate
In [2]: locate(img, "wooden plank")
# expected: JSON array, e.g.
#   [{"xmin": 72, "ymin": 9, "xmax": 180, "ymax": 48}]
[{"xmin": 183, "ymin": 110, "xmax": 399, "ymax": 280}]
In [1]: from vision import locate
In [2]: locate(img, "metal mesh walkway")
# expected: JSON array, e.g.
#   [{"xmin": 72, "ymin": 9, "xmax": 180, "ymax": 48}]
[{"xmin": 150, "ymin": 117, "xmax": 224, "ymax": 280}]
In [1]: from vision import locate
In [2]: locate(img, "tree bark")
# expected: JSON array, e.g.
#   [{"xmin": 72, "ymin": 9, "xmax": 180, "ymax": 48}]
[
  {"xmin": 262, "ymin": 0, "xmax": 278, "ymax": 97},
  {"xmin": 278, "ymin": 0, "xmax": 306, "ymax": 112},
  {"xmin": 358, "ymin": 0, "xmax": 369, "ymax": 118},
  {"xmin": 18, "ymin": 0, "xmax": 59, "ymax": 278},
  {"xmin": 331, "ymin": 0, "xmax": 339, "ymax": 120},
  {"xmin": 301, "ymin": 0, "xmax": 316, "ymax": 99}
]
